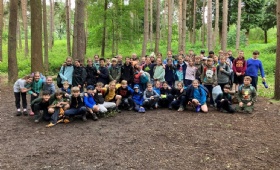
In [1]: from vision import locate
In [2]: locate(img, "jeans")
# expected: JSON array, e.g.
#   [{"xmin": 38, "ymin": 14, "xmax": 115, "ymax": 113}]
[
  {"xmin": 204, "ymin": 85, "xmax": 214, "ymax": 105},
  {"xmin": 249, "ymin": 76, "xmax": 258, "ymax": 90},
  {"xmin": 217, "ymin": 99, "xmax": 235, "ymax": 113},
  {"xmin": 32, "ymin": 103, "xmax": 51, "ymax": 121},
  {"xmin": 14, "ymin": 92, "xmax": 27, "ymax": 109},
  {"xmin": 171, "ymin": 96, "xmax": 186, "ymax": 109},
  {"xmin": 64, "ymin": 107, "xmax": 87, "ymax": 117},
  {"xmin": 143, "ymin": 98, "xmax": 159, "ymax": 108}
]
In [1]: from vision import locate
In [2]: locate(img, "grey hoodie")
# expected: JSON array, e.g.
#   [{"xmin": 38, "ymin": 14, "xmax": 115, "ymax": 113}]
[{"xmin": 217, "ymin": 63, "xmax": 231, "ymax": 84}]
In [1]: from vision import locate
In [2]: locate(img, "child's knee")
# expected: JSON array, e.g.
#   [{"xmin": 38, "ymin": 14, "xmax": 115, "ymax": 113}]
[{"xmin": 48, "ymin": 108, "xmax": 54, "ymax": 114}]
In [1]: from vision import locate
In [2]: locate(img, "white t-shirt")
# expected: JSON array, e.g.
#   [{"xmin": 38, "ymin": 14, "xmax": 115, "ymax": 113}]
[
  {"xmin": 13, "ymin": 79, "xmax": 26, "ymax": 92},
  {"xmin": 185, "ymin": 64, "xmax": 197, "ymax": 80}
]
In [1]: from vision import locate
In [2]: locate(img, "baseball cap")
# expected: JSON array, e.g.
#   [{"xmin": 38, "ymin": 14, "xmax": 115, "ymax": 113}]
[
  {"xmin": 87, "ymin": 85, "xmax": 94, "ymax": 90},
  {"xmin": 133, "ymin": 84, "xmax": 139, "ymax": 89}
]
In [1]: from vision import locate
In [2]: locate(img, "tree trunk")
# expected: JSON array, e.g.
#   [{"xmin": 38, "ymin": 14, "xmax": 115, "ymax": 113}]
[
  {"xmin": 49, "ymin": 0, "xmax": 54, "ymax": 50},
  {"xmin": 17, "ymin": 11, "xmax": 22, "ymax": 50},
  {"xmin": 178, "ymin": 0, "xmax": 182, "ymax": 51},
  {"xmin": 264, "ymin": 30, "xmax": 268, "ymax": 44},
  {"xmin": 0, "ymin": 0, "xmax": 2, "ymax": 61},
  {"xmin": 213, "ymin": 0, "xmax": 219, "ymax": 48},
  {"xmin": 221, "ymin": 0, "xmax": 228, "ymax": 51},
  {"xmin": 236, "ymin": 0, "xmax": 241, "ymax": 50},
  {"xmin": 43, "ymin": 0, "xmax": 49, "ymax": 73},
  {"xmin": 154, "ymin": 0, "xmax": 160, "ymax": 54},
  {"xmin": 101, "ymin": 0, "xmax": 108, "ymax": 58},
  {"xmin": 162, "ymin": 0, "xmax": 168, "ymax": 39},
  {"xmin": 275, "ymin": 0, "xmax": 280, "ymax": 100},
  {"xmin": 167, "ymin": 0, "xmax": 173, "ymax": 51},
  {"xmin": 192, "ymin": 0, "xmax": 197, "ymax": 45},
  {"xmin": 72, "ymin": 8, "xmax": 77, "ymax": 59},
  {"xmin": 181, "ymin": 0, "xmax": 187, "ymax": 53},
  {"xmin": 66, "ymin": 0, "xmax": 71, "ymax": 56},
  {"xmin": 8, "ymin": 0, "xmax": 18, "ymax": 83},
  {"xmin": 31, "ymin": 0, "xmax": 43, "ymax": 73},
  {"xmin": 207, "ymin": 0, "xmax": 213, "ymax": 51},
  {"xmin": 21, "ymin": 0, "xmax": 28, "ymax": 57},
  {"xmin": 112, "ymin": 18, "xmax": 115, "ymax": 57},
  {"xmin": 142, "ymin": 0, "xmax": 149, "ymax": 57},
  {"xmin": 74, "ymin": 0, "xmax": 85, "ymax": 63},
  {"xmin": 201, "ymin": 0, "xmax": 206, "ymax": 47},
  {"xmin": 149, "ymin": 0, "xmax": 153, "ymax": 52}
]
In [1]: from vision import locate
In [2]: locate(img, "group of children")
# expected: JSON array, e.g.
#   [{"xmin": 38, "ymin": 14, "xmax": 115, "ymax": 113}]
[{"xmin": 13, "ymin": 49, "xmax": 262, "ymax": 127}]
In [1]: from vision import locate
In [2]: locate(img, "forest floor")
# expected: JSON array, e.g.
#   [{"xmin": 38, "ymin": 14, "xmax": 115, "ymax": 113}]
[{"xmin": 1, "ymin": 83, "xmax": 280, "ymax": 170}]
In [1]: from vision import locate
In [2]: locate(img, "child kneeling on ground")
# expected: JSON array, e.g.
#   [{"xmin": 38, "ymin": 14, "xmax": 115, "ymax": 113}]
[
  {"xmin": 143, "ymin": 83, "xmax": 160, "ymax": 110},
  {"xmin": 31, "ymin": 91, "xmax": 52, "ymax": 123},
  {"xmin": 235, "ymin": 76, "xmax": 257, "ymax": 113},
  {"xmin": 63, "ymin": 87, "xmax": 87, "ymax": 122},
  {"xmin": 215, "ymin": 84, "xmax": 235, "ymax": 113},
  {"xmin": 186, "ymin": 80, "xmax": 208, "ymax": 113},
  {"xmin": 84, "ymin": 85, "xmax": 99, "ymax": 121},
  {"xmin": 116, "ymin": 80, "xmax": 134, "ymax": 111},
  {"xmin": 170, "ymin": 81, "xmax": 186, "ymax": 112},
  {"xmin": 47, "ymin": 90, "xmax": 70, "ymax": 127},
  {"xmin": 132, "ymin": 85, "xmax": 145, "ymax": 113}
]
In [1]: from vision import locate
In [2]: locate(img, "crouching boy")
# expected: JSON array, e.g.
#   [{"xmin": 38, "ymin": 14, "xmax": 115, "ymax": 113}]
[
  {"xmin": 143, "ymin": 83, "xmax": 159, "ymax": 110},
  {"xmin": 31, "ymin": 91, "xmax": 51, "ymax": 123},
  {"xmin": 235, "ymin": 76, "xmax": 257, "ymax": 113},
  {"xmin": 215, "ymin": 84, "xmax": 235, "ymax": 113},
  {"xmin": 84, "ymin": 85, "xmax": 99, "ymax": 121},
  {"xmin": 64, "ymin": 87, "xmax": 87, "ymax": 122}
]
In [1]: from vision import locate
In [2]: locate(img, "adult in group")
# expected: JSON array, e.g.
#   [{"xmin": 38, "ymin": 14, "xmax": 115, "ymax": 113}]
[
  {"xmin": 97, "ymin": 58, "xmax": 109, "ymax": 85},
  {"xmin": 85, "ymin": 59, "xmax": 98, "ymax": 87},
  {"xmin": 59, "ymin": 57, "xmax": 74, "ymax": 86},
  {"xmin": 117, "ymin": 54, "xmax": 123, "ymax": 67},
  {"xmin": 121, "ymin": 57, "xmax": 134, "ymax": 86},
  {"xmin": 93, "ymin": 54, "xmax": 100, "ymax": 70},
  {"xmin": 245, "ymin": 50, "xmax": 266, "ymax": 90}
]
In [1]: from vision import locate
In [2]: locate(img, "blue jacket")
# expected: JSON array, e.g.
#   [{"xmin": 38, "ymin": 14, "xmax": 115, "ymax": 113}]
[
  {"xmin": 83, "ymin": 94, "xmax": 96, "ymax": 108},
  {"xmin": 186, "ymin": 85, "xmax": 208, "ymax": 104},
  {"xmin": 245, "ymin": 58, "xmax": 265, "ymax": 78},
  {"xmin": 59, "ymin": 65, "xmax": 74, "ymax": 85},
  {"xmin": 175, "ymin": 62, "xmax": 187, "ymax": 81},
  {"xmin": 132, "ymin": 91, "xmax": 144, "ymax": 106},
  {"xmin": 154, "ymin": 87, "xmax": 161, "ymax": 95}
]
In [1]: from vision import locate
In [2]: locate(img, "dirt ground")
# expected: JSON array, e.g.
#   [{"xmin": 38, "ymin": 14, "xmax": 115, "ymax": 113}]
[{"xmin": 1, "ymin": 84, "xmax": 280, "ymax": 170}]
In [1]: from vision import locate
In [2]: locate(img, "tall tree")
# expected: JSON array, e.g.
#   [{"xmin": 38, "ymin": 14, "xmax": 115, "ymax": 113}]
[
  {"xmin": 8, "ymin": 0, "xmax": 18, "ymax": 83},
  {"xmin": 178, "ymin": 0, "xmax": 183, "ymax": 51},
  {"xmin": 154, "ymin": 0, "xmax": 160, "ymax": 54},
  {"xmin": 30, "ymin": 0, "xmax": 43, "ymax": 73},
  {"xmin": 149, "ymin": 0, "xmax": 153, "ymax": 51},
  {"xmin": 101, "ymin": 0, "xmax": 108, "ymax": 58},
  {"xmin": 167, "ymin": 0, "xmax": 173, "ymax": 51},
  {"xmin": 213, "ymin": 0, "xmax": 219, "ymax": 48},
  {"xmin": 17, "ymin": 11, "xmax": 22, "ymax": 50},
  {"xmin": 21, "ymin": 0, "xmax": 28, "ymax": 57},
  {"xmin": 192, "ymin": 0, "xmax": 197, "ymax": 45},
  {"xmin": 0, "ymin": 0, "xmax": 2, "ymax": 61},
  {"xmin": 49, "ymin": 0, "xmax": 54, "ymax": 50},
  {"xmin": 275, "ymin": 0, "xmax": 280, "ymax": 100},
  {"xmin": 236, "ymin": 0, "xmax": 242, "ymax": 50},
  {"xmin": 66, "ymin": 0, "xmax": 71, "ymax": 56},
  {"xmin": 43, "ymin": 0, "xmax": 49, "ymax": 72},
  {"xmin": 201, "ymin": 0, "xmax": 206, "ymax": 47},
  {"xmin": 207, "ymin": 0, "xmax": 213, "ymax": 51},
  {"xmin": 142, "ymin": 0, "xmax": 149, "ymax": 57},
  {"xmin": 181, "ymin": 0, "xmax": 187, "ymax": 53},
  {"xmin": 74, "ymin": 0, "xmax": 85, "ymax": 63},
  {"xmin": 221, "ymin": 0, "xmax": 228, "ymax": 51}
]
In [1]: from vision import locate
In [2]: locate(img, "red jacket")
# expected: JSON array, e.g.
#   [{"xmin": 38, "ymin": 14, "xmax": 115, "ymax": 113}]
[{"xmin": 232, "ymin": 57, "xmax": 247, "ymax": 75}]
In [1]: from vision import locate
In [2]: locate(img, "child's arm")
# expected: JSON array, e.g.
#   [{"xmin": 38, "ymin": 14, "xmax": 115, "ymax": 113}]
[
  {"xmin": 83, "ymin": 95, "xmax": 94, "ymax": 108},
  {"xmin": 143, "ymin": 91, "xmax": 148, "ymax": 100},
  {"xmin": 259, "ymin": 61, "xmax": 266, "ymax": 81}
]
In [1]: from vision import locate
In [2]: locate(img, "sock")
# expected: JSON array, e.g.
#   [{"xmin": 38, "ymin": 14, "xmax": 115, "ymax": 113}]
[
  {"xmin": 17, "ymin": 109, "xmax": 21, "ymax": 112},
  {"xmin": 23, "ymin": 108, "xmax": 27, "ymax": 111}
]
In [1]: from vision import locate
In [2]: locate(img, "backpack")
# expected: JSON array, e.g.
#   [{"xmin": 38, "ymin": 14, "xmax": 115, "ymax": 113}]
[
  {"xmin": 140, "ymin": 72, "xmax": 150, "ymax": 84},
  {"xmin": 57, "ymin": 66, "xmax": 65, "ymax": 88}
]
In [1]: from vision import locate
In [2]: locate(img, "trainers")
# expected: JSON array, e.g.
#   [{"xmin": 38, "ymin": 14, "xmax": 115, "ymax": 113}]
[
  {"xmin": 177, "ymin": 107, "xmax": 184, "ymax": 112},
  {"xmin": 128, "ymin": 106, "xmax": 133, "ymax": 111},
  {"xmin": 149, "ymin": 107, "xmax": 153, "ymax": 110},
  {"xmin": 34, "ymin": 119, "xmax": 39, "ymax": 123},
  {"xmin": 141, "ymin": 107, "xmax": 146, "ymax": 113},
  {"xmin": 195, "ymin": 105, "xmax": 201, "ymax": 112},
  {"xmin": 23, "ymin": 111, "xmax": 28, "ymax": 116},
  {"xmin": 92, "ymin": 113, "xmax": 98, "ymax": 121},
  {"xmin": 46, "ymin": 123, "xmax": 55, "ymax": 128},
  {"xmin": 16, "ymin": 111, "xmax": 22, "ymax": 116},
  {"xmin": 82, "ymin": 115, "xmax": 87, "ymax": 121},
  {"xmin": 29, "ymin": 110, "xmax": 34, "ymax": 116},
  {"xmin": 63, "ymin": 118, "xmax": 70, "ymax": 123}
]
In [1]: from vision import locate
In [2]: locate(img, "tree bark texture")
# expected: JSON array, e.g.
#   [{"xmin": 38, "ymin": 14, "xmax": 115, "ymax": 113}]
[
  {"xmin": 154, "ymin": 0, "xmax": 160, "ymax": 54},
  {"xmin": 275, "ymin": 0, "xmax": 280, "ymax": 100},
  {"xmin": 192, "ymin": 0, "xmax": 197, "ymax": 45},
  {"xmin": 149, "ymin": 0, "xmax": 153, "ymax": 51},
  {"xmin": 101, "ymin": 0, "xmax": 108, "ymax": 58},
  {"xmin": 17, "ymin": 13, "xmax": 22, "ymax": 50},
  {"xmin": 142, "ymin": 0, "xmax": 149, "ymax": 57},
  {"xmin": 178, "ymin": 0, "xmax": 182, "ymax": 52},
  {"xmin": 167, "ymin": 0, "xmax": 173, "ymax": 51},
  {"xmin": 0, "ymin": 0, "xmax": 2, "ymax": 61},
  {"xmin": 31, "ymin": 0, "xmax": 43, "ymax": 73},
  {"xmin": 213, "ymin": 0, "xmax": 219, "ymax": 48},
  {"xmin": 207, "ymin": 0, "xmax": 213, "ymax": 51},
  {"xmin": 236, "ymin": 0, "xmax": 241, "ymax": 50},
  {"xmin": 201, "ymin": 0, "xmax": 206, "ymax": 47},
  {"xmin": 221, "ymin": 0, "xmax": 228, "ymax": 52},
  {"xmin": 49, "ymin": 0, "xmax": 54, "ymax": 50},
  {"xmin": 66, "ymin": 0, "xmax": 71, "ymax": 56},
  {"xmin": 21, "ymin": 0, "xmax": 28, "ymax": 57},
  {"xmin": 75, "ymin": 0, "xmax": 85, "ymax": 63},
  {"xmin": 181, "ymin": 0, "xmax": 187, "ymax": 53},
  {"xmin": 8, "ymin": 0, "xmax": 18, "ymax": 83},
  {"xmin": 43, "ymin": 0, "xmax": 49, "ymax": 72}
]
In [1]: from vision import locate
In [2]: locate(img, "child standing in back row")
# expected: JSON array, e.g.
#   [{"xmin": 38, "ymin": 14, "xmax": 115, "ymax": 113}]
[{"xmin": 232, "ymin": 50, "xmax": 247, "ymax": 92}]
